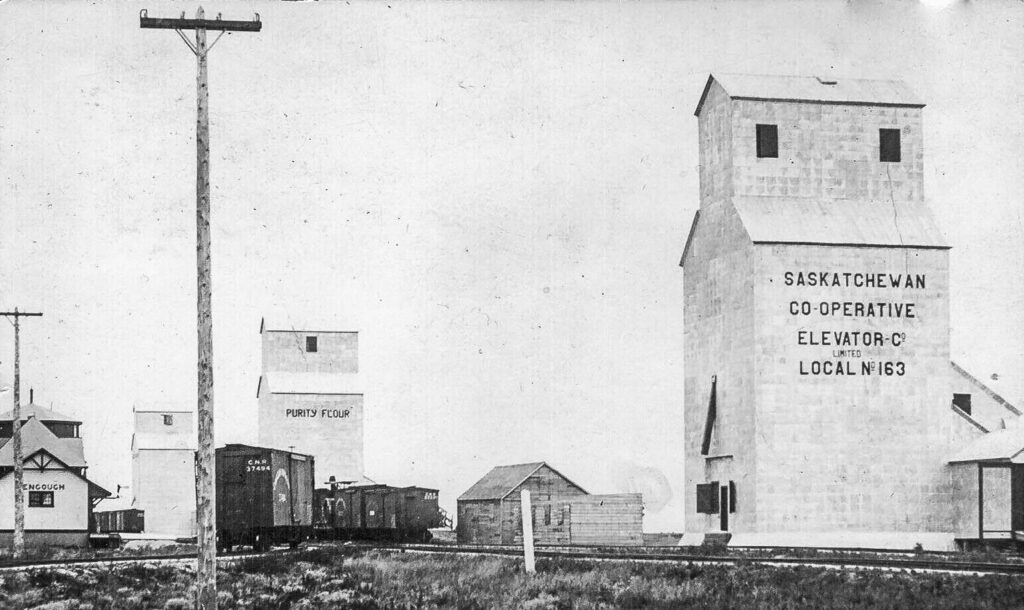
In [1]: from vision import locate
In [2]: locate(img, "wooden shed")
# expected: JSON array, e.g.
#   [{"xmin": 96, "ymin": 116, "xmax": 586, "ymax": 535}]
[{"xmin": 456, "ymin": 462, "xmax": 643, "ymax": 546}]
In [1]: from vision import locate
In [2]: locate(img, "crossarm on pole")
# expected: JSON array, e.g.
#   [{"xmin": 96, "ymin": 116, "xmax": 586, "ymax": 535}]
[{"xmin": 140, "ymin": 14, "xmax": 261, "ymax": 32}]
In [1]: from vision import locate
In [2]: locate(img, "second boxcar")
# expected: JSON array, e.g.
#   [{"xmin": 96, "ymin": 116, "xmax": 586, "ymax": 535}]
[
  {"xmin": 314, "ymin": 484, "xmax": 442, "ymax": 542},
  {"xmin": 216, "ymin": 444, "xmax": 315, "ymax": 551},
  {"xmin": 94, "ymin": 509, "xmax": 145, "ymax": 534}
]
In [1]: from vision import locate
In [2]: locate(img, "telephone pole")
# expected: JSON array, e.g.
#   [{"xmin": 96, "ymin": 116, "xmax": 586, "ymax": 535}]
[
  {"xmin": 1, "ymin": 308, "xmax": 43, "ymax": 558},
  {"xmin": 140, "ymin": 8, "xmax": 260, "ymax": 609}
]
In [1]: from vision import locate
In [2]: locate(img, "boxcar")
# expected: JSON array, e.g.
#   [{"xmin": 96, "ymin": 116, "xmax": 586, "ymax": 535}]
[
  {"xmin": 216, "ymin": 444, "xmax": 315, "ymax": 551},
  {"xmin": 94, "ymin": 508, "xmax": 145, "ymax": 534},
  {"xmin": 314, "ymin": 484, "xmax": 442, "ymax": 542}
]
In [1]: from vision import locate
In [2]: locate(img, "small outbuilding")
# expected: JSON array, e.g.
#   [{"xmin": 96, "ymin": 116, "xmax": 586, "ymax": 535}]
[
  {"xmin": 457, "ymin": 462, "xmax": 643, "ymax": 546},
  {"xmin": 948, "ymin": 425, "xmax": 1024, "ymax": 548}
]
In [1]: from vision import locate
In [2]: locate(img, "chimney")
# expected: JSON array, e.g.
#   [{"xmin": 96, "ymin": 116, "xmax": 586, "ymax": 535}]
[{"xmin": 29, "ymin": 388, "xmax": 33, "ymax": 404}]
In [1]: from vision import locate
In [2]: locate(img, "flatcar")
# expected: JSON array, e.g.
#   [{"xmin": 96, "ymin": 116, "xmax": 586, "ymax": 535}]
[
  {"xmin": 216, "ymin": 444, "xmax": 315, "ymax": 551},
  {"xmin": 314, "ymin": 483, "xmax": 443, "ymax": 542},
  {"xmin": 93, "ymin": 508, "xmax": 145, "ymax": 534}
]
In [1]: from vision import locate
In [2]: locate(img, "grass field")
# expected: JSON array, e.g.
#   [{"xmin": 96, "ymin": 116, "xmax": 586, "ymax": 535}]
[{"xmin": 2, "ymin": 546, "xmax": 1023, "ymax": 609}]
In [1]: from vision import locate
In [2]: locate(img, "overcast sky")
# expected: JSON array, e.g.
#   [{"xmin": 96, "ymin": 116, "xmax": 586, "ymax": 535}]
[{"xmin": 1, "ymin": 0, "xmax": 1021, "ymax": 531}]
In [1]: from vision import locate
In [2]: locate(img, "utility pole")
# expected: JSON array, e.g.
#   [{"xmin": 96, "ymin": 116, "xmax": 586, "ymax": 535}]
[
  {"xmin": 140, "ymin": 8, "xmax": 260, "ymax": 610},
  {"xmin": 1, "ymin": 309, "xmax": 43, "ymax": 558}
]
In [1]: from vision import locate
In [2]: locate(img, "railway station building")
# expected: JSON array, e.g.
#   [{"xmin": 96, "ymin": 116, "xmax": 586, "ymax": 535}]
[
  {"xmin": 680, "ymin": 73, "xmax": 1022, "ymax": 549},
  {"xmin": 0, "ymin": 397, "xmax": 110, "ymax": 547},
  {"xmin": 257, "ymin": 317, "xmax": 364, "ymax": 484}
]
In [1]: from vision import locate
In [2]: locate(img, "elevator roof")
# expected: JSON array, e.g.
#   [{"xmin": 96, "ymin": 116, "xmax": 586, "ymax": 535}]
[{"xmin": 694, "ymin": 73, "xmax": 925, "ymax": 116}]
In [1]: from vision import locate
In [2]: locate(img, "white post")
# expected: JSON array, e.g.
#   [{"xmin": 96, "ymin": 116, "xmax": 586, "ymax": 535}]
[{"xmin": 520, "ymin": 489, "xmax": 536, "ymax": 573}]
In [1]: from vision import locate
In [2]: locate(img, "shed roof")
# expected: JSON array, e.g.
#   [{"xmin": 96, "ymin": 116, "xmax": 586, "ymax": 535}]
[
  {"xmin": 458, "ymin": 462, "xmax": 587, "ymax": 502},
  {"xmin": 0, "ymin": 402, "xmax": 80, "ymax": 423},
  {"xmin": 951, "ymin": 361, "xmax": 1023, "ymax": 417},
  {"xmin": 948, "ymin": 425, "xmax": 1024, "ymax": 464},
  {"xmin": 258, "ymin": 372, "xmax": 361, "ymax": 397},
  {"xmin": 0, "ymin": 418, "xmax": 86, "ymax": 467},
  {"xmin": 694, "ymin": 73, "xmax": 924, "ymax": 116}
]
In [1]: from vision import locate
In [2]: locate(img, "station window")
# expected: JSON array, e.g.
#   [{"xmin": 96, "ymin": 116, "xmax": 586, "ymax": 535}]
[
  {"xmin": 163, "ymin": 414, "xmax": 174, "ymax": 426},
  {"xmin": 953, "ymin": 393, "xmax": 972, "ymax": 416},
  {"xmin": 756, "ymin": 124, "xmax": 778, "ymax": 158},
  {"xmin": 544, "ymin": 505, "xmax": 551, "ymax": 526},
  {"xmin": 306, "ymin": 336, "xmax": 318, "ymax": 353},
  {"xmin": 29, "ymin": 491, "xmax": 54, "ymax": 508},
  {"xmin": 879, "ymin": 128, "xmax": 901, "ymax": 162}
]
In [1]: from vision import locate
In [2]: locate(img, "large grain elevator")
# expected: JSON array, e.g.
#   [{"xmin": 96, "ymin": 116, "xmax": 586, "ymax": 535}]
[{"xmin": 678, "ymin": 74, "xmax": 1004, "ymax": 549}]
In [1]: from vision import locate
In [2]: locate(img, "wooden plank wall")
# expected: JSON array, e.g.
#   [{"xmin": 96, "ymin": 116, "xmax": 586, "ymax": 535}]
[
  {"xmin": 456, "ymin": 501, "xmax": 502, "ymax": 544},
  {"xmin": 569, "ymin": 494, "xmax": 644, "ymax": 546},
  {"xmin": 502, "ymin": 465, "xmax": 587, "ymax": 545}
]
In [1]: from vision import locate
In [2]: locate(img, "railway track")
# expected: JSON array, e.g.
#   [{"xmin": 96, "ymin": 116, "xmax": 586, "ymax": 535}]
[
  {"xmin": 366, "ymin": 542, "xmax": 1024, "ymax": 576},
  {"xmin": 1, "ymin": 541, "xmax": 1021, "ymax": 576},
  {"xmin": 0, "ymin": 548, "xmax": 279, "ymax": 573}
]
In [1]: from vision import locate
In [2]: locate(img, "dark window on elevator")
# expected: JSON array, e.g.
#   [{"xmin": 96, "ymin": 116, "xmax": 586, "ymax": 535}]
[
  {"xmin": 880, "ymin": 128, "xmax": 901, "ymax": 162},
  {"xmin": 306, "ymin": 336, "xmax": 318, "ymax": 353},
  {"xmin": 756, "ymin": 124, "xmax": 778, "ymax": 158},
  {"xmin": 544, "ymin": 505, "xmax": 551, "ymax": 526},
  {"xmin": 163, "ymin": 414, "xmax": 174, "ymax": 426},
  {"xmin": 953, "ymin": 393, "xmax": 972, "ymax": 416},
  {"xmin": 696, "ymin": 481, "xmax": 720, "ymax": 513}
]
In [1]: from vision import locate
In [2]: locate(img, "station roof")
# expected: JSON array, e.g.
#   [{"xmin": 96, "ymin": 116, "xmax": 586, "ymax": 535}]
[
  {"xmin": 0, "ymin": 418, "xmax": 86, "ymax": 467},
  {"xmin": 458, "ymin": 462, "xmax": 587, "ymax": 502},
  {"xmin": 0, "ymin": 402, "xmax": 80, "ymax": 424},
  {"xmin": 694, "ymin": 73, "xmax": 925, "ymax": 116},
  {"xmin": 948, "ymin": 425, "xmax": 1024, "ymax": 464},
  {"xmin": 258, "ymin": 372, "xmax": 361, "ymax": 397}
]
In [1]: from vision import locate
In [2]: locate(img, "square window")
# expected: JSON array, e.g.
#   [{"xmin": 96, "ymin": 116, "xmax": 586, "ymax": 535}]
[
  {"xmin": 163, "ymin": 414, "xmax": 174, "ymax": 426},
  {"xmin": 696, "ymin": 481, "xmax": 720, "ymax": 514},
  {"xmin": 953, "ymin": 393, "xmax": 972, "ymax": 416},
  {"xmin": 880, "ymin": 128, "xmax": 901, "ymax": 162},
  {"xmin": 29, "ymin": 491, "xmax": 54, "ymax": 508},
  {"xmin": 306, "ymin": 336, "xmax": 318, "ymax": 353},
  {"xmin": 756, "ymin": 124, "xmax": 778, "ymax": 158}
]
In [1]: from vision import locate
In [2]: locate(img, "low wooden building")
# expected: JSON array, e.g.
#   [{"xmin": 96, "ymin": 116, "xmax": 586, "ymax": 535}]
[{"xmin": 457, "ymin": 462, "xmax": 643, "ymax": 546}]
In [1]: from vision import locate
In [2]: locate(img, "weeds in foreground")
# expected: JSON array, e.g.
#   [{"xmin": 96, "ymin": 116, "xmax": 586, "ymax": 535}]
[{"xmin": 0, "ymin": 546, "xmax": 1022, "ymax": 609}]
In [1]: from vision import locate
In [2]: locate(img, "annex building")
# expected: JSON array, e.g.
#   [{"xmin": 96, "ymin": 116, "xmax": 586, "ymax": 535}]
[
  {"xmin": 131, "ymin": 404, "xmax": 197, "ymax": 538},
  {"xmin": 257, "ymin": 317, "xmax": 364, "ymax": 484},
  {"xmin": 680, "ymin": 73, "xmax": 1022, "ymax": 549},
  {"xmin": 0, "ymin": 397, "xmax": 110, "ymax": 547}
]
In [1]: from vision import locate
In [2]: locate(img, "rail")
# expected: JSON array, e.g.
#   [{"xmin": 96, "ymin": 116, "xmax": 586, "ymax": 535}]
[
  {"xmin": 361, "ymin": 542, "xmax": 1024, "ymax": 576},
  {"xmin": 1, "ymin": 541, "xmax": 1022, "ymax": 576}
]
